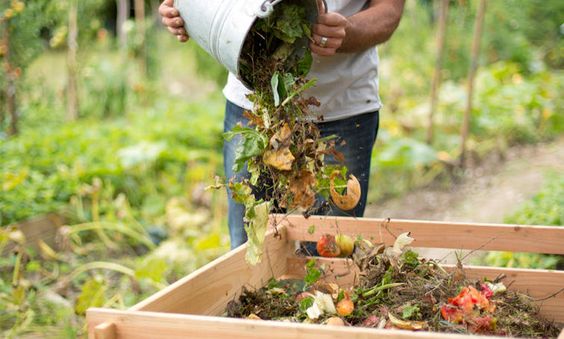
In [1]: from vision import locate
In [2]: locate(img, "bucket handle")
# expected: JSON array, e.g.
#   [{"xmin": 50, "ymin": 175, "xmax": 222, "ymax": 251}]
[
  {"xmin": 256, "ymin": 0, "xmax": 283, "ymax": 18},
  {"xmin": 257, "ymin": 0, "xmax": 328, "ymax": 18}
]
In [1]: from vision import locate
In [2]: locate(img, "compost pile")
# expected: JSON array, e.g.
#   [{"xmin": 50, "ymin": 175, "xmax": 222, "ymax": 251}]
[
  {"xmin": 221, "ymin": 3, "xmax": 562, "ymax": 336},
  {"xmin": 221, "ymin": 0, "xmax": 359, "ymax": 264},
  {"xmin": 226, "ymin": 233, "xmax": 562, "ymax": 337}
]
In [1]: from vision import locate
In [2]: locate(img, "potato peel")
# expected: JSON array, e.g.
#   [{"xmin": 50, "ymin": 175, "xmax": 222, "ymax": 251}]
[{"xmin": 330, "ymin": 172, "xmax": 361, "ymax": 211}]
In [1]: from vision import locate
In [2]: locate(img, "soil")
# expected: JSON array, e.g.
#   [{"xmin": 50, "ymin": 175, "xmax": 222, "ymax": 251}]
[{"xmin": 365, "ymin": 137, "xmax": 564, "ymax": 263}]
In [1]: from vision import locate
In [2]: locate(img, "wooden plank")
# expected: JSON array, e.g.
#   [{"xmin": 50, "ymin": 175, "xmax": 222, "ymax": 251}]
[
  {"xmin": 286, "ymin": 257, "xmax": 564, "ymax": 323},
  {"xmin": 94, "ymin": 322, "xmax": 116, "ymax": 339},
  {"xmin": 130, "ymin": 225, "xmax": 293, "ymax": 315},
  {"xmin": 272, "ymin": 214, "xmax": 564, "ymax": 255},
  {"xmin": 87, "ymin": 308, "xmax": 506, "ymax": 339}
]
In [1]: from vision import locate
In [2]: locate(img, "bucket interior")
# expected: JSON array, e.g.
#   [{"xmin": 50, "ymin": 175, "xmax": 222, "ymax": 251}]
[{"xmin": 237, "ymin": 0, "xmax": 321, "ymax": 89}]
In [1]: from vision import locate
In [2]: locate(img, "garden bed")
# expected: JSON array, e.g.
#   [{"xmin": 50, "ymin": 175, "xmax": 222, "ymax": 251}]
[{"xmin": 87, "ymin": 215, "xmax": 564, "ymax": 338}]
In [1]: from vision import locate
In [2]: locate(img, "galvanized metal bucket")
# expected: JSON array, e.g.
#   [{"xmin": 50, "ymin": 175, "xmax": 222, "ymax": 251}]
[{"xmin": 174, "ymin": 0, "xmax": 320, "ymax": 88}]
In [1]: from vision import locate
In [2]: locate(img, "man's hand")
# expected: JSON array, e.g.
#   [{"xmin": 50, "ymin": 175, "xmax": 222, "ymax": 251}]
[
  {"xmin": 159, "ymin": 0, "xmax": 189, "ymax": 42},
  {"xmin": 310, "ymin": 12, "xmax": 349, "ymax": 57}
]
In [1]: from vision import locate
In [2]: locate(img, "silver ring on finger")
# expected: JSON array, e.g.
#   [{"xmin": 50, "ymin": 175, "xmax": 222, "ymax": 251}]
[{"xmin": 319, "ymin": 36, "xmax": 329, "ymax": 48}]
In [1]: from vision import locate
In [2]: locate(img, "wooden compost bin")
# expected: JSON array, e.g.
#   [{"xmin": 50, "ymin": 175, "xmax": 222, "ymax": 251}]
[{"xmin": 87, "ymin": 215, "xmax": 564, "ymax": 339}]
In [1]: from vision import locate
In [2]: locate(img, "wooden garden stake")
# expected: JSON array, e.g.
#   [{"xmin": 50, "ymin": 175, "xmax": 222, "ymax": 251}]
[
  {"xmin": 2, "ymin": 18, "xmax": 18, "ymax": 135},
  {"xmin": 0, "ymin": 18, "xmax": 6, "ymax": 131},
  {"xmin": 460, "ymin": 0, "xmax": 487, "ymax": 167},
  {"xmin": 67, "ymin": 0, "xmax": 79, "ymax": 121},
  {"xmin": 134, "ymin": 0, "xmax": 147, "ymax": 78},
  {"xmin": 117, "ymin": 0, "xmax": 129, "ymax": 49},
  {"xmin": 427, "ymin": 0, "xmax": 450, "ymax": 145}
]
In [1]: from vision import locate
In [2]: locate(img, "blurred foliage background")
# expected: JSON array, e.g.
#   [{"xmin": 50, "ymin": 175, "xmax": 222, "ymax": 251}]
[{"xmin": 0, "ymin": 0, "xmax": 562, "ymax": 337}]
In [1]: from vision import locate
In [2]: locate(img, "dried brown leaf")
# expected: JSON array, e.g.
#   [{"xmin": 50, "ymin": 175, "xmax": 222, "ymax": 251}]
[
  {"xmin": 263, "ymin": 147, "xmax": 295, "ymax": 171},
  {"xmin": 269, "ymin": 123, "xmax": 292, "ymax": 149},
  {"xmin": 243, "ymin": 110, "xmax": 264, "ymax": 127},
  {"xmin": 289, "ymin": 170, "xmax": 316, "ymax": 209}
]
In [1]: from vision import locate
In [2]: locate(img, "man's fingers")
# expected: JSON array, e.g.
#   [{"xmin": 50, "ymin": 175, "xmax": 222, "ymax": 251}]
[
  {"xmin": 177, "ymin": 35, "xmax": 189, "ymax": 43},
  {"xmin": 162, "ymin": 16, "xmax": 185, "ymax": 28},
  {"xmin": 159, "ymin": 0, "xmax": 189, "ymax": 42},
  {"xmin": 310, "ymin": 43, "xmax": 337, "ymax": 57},
  {"xmin": 159, "ymin": 0, "xmax": 178, "ymax": 17},
  {"xmin": 313, "ymin": 24, "xmax": 346, "ymax": 39},
  {"xmin": 167, "ymin": 25, "xmax": 188, "ymax": 36},
  {"xmin": 317, "ymin": 12, "xmax": 348, "ymax": 27},
  {"xmin": 160, "ymin": 7, "xmax": 179, "ymax": 18},
  {"xmin": 312, "ymin": 34, "xmax": 341, "ymax": 49}
]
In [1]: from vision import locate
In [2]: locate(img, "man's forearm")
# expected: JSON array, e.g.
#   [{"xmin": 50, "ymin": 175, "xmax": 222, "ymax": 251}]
[{"xmin": 339, "ymin": 0, "xmax": 405, "ymax": 53}]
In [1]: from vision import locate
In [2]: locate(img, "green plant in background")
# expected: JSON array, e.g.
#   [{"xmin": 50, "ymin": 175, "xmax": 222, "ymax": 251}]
[
  {"xmin": 0, "ymin": 0, "xmax": 112, "ymax": 135},
  {"xmin": 0, "ymin": 96, "xmax": 225, "ymax": 226},
  {"xmin": 1, "ymin": 1, "xmax": 47, "ymax": 135},
  {"xmin": 81, "ymin": 59, "xmax": 129, "ymax": 119},
  {"xmin": 1, "ymin": 153, "xmax": 229, "ymax": 337},
  {"xmin": 505, "ymin": 174, "xmax": 563, "ymax": 226},
  {"xmin": 513, "ymin": 0, "xmax": 564, "ymax": 69},
  {"xmin": 371, "ymin": 58, "xmax": 563, "ymax": 201},
  {"xmin": 481, "ymin": 174, "xmax": 563, "ymax": 269},
  {"xmin": 189, "ymin": 43, "xmax": 228, "ymax": 88}
]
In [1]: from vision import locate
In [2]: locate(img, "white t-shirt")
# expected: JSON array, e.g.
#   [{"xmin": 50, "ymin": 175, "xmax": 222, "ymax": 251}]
[{"xmin": 223, "ymin": 0, "xmax": 381, "ymax": 122}]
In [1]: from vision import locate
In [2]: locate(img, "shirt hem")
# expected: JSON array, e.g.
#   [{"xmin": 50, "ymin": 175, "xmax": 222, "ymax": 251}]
[
  {"xmin": 223, "ymin": 90, "xmax": 382, "ymax": 122},
  {"xmin": 306, "ymin": 103, "xmax": 382, "ymax": 122}
]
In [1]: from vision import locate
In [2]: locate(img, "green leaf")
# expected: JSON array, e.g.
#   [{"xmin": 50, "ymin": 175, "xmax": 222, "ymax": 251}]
[
  {"xmin": 11, "ymin": 285, "xmax": 26, "ymax": 307},
  {"xmin": 281, "ymin": 73, "xmax": 295, "ymax": 96},
  {"xmin": 381, "ymin": 266, "xmax": 394, "ymax": 286},
  {"xmin": 337, "ymin": 289, "xmax": 345, "ymax": 302},
  {"xmin": 135, "ymin": 257, "xmax": 167, "ymax": 283},
  {"xmin": 229, "ymin": 181, "xmax": 254, "ymax": 205},
  {"xmin": 267, "ymin": 277, "xmax": 281, "ymax": 289},
  {"xmin": 299, "ymin": 296, "xmax": 315, "ymax": 312},
  {"xmin": 304, "ymin": 259, "xmax": 321, "ymax": 287},
  {"xmin": 281, "ymin": 79, "xmax": 317, "ymax": 107},
  {"xmin": 402, "ymin": 250, "xmax": 420, "ymax": 268},
  {"xmin": 272, "ymin": 42, "xmax": 295, "ymax": 62},
  {"xmin": 245, "ymin": 201, "xmax": 271, "ymax": 265},
  {"xmin": 297, "ymin": 51, "xmax": 313, "ymax": 76},
  {"xmin": 195, "ymin": 232, "xmax": 222, "ymax": 251},
  {"xmin": 271, "ymin": 72, "xmax": 296, "ymax": 107},
  {"xmin": 248, "ymin": 162, "xmax": 261, "ymax": 186},
  {"xmin": 307, "ymin": 225, "xmax": 315, "ymax": 235},
  {"xmin": 75, "ymin": 278, "xmax": 106, "ymax": 315},
  {"xmin": 401, "ymin": 304, "xmax": 420, "ymax": 320},
  {"xmin": 223, "ymin": 126, "xmax": 268, "ymax": 172}
]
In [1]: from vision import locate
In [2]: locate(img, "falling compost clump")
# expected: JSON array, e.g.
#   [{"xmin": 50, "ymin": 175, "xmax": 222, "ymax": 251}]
[{"xmin": 220, "ymin": 0, "xmax": 358, "ymax": 265}]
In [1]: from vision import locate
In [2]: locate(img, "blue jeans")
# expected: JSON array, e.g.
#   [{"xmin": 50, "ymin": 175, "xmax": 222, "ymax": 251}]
[{"xmin": 223, "ymin": 100, "xmax": 379, "ymax": 249}]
